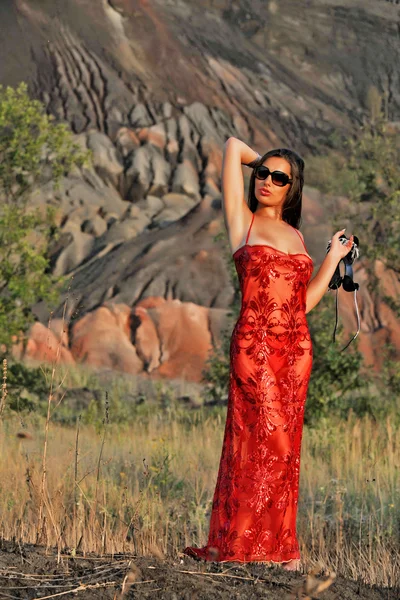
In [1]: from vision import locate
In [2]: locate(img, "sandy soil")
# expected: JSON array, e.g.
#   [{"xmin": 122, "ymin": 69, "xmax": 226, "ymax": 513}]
[{"xmin": 0, "ymin": 540, "xmax": 398, "ymax": 599}]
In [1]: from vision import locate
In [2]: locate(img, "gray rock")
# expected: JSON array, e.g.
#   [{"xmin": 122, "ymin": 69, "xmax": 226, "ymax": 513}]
[
  {"xmin": 122, "ymin": 143, "xmax": 172, "ymax": 202},
  {"xmin": 129, "ymin": 103, "xmax": 154, "ymax": 128},
  {"xmin": 100, "ymin": 216, "xmax": 151, "ymax": 244},
  {"xmin": 86, "ymin": 129, "xmax": 124, "ymax": 186},
  {"xmin": 115, "ymin": 127, "xmax": 140, "ymax": 158},
  {"xmin": 81, "ymin": 215, "xmax": 108, "ymax": 237},
  {"xmin": 53, "ymin": 226, "xmax": 95, "ymax": 276},
  {"xmin": 171, "ymin": 161, "xmax": 200, "ymax": 198}
]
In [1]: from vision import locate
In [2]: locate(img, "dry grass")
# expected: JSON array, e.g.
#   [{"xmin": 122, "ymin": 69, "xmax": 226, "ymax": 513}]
[{"xmin": 0, "ymin": 391, "xmax": 399, "ymax": 588}]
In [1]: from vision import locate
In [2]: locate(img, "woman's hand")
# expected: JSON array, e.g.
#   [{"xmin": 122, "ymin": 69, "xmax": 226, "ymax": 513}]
[{"xmin": 328, "ymin": 228, "xmax": 354, "ymax": 261}]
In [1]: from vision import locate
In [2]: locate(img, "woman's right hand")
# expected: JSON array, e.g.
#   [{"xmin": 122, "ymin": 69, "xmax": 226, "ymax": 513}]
[{"xmin": 328, "ymin": 229, "xmax": 354, "ymax": 261}]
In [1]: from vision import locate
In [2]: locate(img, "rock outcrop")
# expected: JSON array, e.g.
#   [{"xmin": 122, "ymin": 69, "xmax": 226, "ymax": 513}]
[
  {"xmin": 10, "ymin": 299, "xmax": 227, "ymax": 383},
  {"xmin": 1, "ymin": 0, "xmax": 399, "ymax": 380}
]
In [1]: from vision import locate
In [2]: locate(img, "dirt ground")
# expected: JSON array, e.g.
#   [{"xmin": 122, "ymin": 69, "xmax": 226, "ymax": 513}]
[{"xmin": 0, "ymin": 540, "xmax": 398, "ymax": 600}]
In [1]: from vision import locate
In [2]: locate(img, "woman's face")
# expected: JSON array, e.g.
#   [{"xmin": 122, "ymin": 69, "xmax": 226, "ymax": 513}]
[{"xmin": 253, "ymin": 157, "xmax": 292, "ymax": 209}]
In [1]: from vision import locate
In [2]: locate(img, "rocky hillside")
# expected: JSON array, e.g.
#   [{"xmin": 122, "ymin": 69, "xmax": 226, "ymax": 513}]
[{"xmin": 1, "ymin": 0, "xmax": 400, "ymax": 380}]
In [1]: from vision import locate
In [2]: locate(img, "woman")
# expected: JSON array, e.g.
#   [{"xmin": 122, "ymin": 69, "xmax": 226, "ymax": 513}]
[{"xmin": 183, "ymin": 137, "xmax": 353, "ymax": 571}]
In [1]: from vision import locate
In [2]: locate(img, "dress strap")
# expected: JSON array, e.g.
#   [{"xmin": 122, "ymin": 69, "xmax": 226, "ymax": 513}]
[
  {"xmin": 291, "ymin": 226, "xmax": 308, "ymax": 253},
  {"xmin": 246, "ymin": 212, "xmax": 255, "ymax": 244}
]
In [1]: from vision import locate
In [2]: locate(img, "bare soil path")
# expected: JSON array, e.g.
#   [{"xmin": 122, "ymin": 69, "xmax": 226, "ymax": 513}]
[{"xmin": 0, "ymin": 540, "xmax": 398, "ymax": 599}]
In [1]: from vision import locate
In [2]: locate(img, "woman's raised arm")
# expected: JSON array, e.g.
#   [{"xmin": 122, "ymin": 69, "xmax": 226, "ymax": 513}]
[{"xmin": 221, "ymin": 137, "xmax": 260, "ymax": 249}]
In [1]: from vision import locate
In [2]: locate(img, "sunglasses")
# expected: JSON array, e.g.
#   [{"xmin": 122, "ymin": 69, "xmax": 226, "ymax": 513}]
[{"xmin": 254, "ymin": 166, "xmax": 293, "ymax": 187}]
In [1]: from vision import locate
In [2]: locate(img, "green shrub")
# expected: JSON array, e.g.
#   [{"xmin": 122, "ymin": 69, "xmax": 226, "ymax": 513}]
[{"xmin": 0, "ymin": 82, "xmax": 90, "ymax": 353}]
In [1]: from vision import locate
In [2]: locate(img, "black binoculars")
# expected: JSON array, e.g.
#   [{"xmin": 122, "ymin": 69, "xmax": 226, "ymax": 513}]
[{"xmin": 326, "ymin": 234, "xmax": 360, "ymax": 352}]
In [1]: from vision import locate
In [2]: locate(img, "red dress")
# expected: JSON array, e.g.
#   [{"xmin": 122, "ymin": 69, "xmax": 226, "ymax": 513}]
[{"xmin": 183, "ymin": 212, "xmax": 314, "ymax": 564}]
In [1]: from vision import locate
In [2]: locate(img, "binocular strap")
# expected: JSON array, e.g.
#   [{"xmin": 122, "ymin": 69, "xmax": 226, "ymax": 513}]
[{"xmin": 332, "ymin": 286, "xmax": 361, "ymax": 352}]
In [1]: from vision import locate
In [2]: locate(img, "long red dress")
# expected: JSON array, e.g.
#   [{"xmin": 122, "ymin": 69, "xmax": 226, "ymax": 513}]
[{"xmin": 183, "ymin": 212, "xmax": 314, "ymax": 564}]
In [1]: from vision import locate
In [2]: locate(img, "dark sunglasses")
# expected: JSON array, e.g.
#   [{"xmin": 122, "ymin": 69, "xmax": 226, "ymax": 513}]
[{"xmin": 254, "ymin": 166, "xmax": 293, "ymax": 187}]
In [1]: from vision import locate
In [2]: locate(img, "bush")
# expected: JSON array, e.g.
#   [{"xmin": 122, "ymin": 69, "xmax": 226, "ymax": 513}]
[
  {"xmin": 0, "ymin": 82, "xmax": 90, "ymax": 353},
  {"xmin": 305, "ymin": 296, "xmax": 374, "ymax": 426}
]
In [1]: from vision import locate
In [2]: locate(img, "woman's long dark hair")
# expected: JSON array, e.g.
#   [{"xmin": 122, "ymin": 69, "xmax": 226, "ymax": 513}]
[{"xmin": 247, "ymin": 148, "xmax": 305, "ymax": 229}]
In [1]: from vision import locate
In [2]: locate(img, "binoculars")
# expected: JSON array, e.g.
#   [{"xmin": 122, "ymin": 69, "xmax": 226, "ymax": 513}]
[{"xmin": 326, "ymin": 234, "xmax": 360, "ymax": 352}]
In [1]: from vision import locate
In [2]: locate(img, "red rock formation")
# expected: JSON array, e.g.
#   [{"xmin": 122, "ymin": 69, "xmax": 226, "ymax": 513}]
[
  {"xmin": 21, "ymin": 321, "xmax": 74, "ymax": 365},
  {"xmin": 9, "ymin": 299, "xmax": 216, "ymax": 382},
  {"xmin": 69, "ymin": 304, "xmax": 143, "ymax": 374}
]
